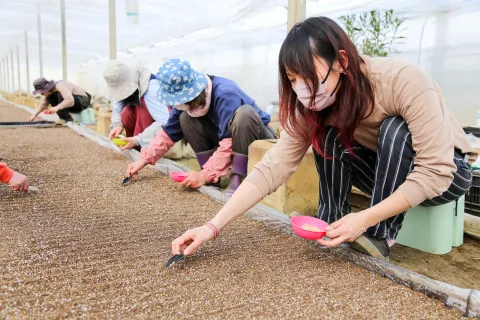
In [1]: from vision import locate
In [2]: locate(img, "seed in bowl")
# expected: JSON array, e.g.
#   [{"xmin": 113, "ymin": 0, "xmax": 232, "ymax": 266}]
[{"xmin": 301, "ymin": 223, "xmax": 322, "ymax": 232}]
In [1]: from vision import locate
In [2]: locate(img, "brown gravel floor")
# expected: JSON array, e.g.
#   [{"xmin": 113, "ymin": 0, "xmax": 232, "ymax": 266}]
[{"xmin": 0, "ymin": 104, "xmax": 465, "ymax": 319}]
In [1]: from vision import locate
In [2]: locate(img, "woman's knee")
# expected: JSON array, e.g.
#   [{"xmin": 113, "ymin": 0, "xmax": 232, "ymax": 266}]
[
  {"xmin": 230, "ymin": 105, "xmax": 260, "ymax": 130},
  {"xmin": 378, "ymin": 117, "xmax": 411, "ymax": 150},
  {"xmin": 379, "ymin": 117, "xmax": 409, "ymax": 139}
]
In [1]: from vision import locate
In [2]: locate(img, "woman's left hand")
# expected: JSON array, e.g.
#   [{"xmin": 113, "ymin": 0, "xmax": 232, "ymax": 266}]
[
  {"xmin": 181, "ymin": 171, "xmax": 207, "ymax": 189},
  {"xmin": 120, "ymin": 137, "xmax": 138, "ymax": 151},
  {"xmin": 317, "ymin": 212, "xmax": 369, "ymax": 247}
]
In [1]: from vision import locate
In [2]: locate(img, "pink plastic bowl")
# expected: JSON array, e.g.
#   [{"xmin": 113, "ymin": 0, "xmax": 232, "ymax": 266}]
[
  {"xmin": 170, "ymin": 171, "xmax": 188, "ymax": 183},
  {"xmin": 290, "ymin": 215, "xmax": 329, "ymax": 240}
]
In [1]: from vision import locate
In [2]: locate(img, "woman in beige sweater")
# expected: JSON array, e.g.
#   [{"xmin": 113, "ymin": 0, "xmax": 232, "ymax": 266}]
[{"xmin": 171, "ymin": 17, "xmax": 475, "ymax": 260}]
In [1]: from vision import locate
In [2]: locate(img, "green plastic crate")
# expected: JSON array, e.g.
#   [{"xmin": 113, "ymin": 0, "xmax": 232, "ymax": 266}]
[{"xmin": 396, "ymin": 196, "xmax": 464, "ymax": 255}]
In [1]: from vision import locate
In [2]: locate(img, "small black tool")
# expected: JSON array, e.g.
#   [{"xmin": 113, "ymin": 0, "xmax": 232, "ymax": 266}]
[
  {"xmin": 122, "ymin": 175, "xmax": 132, "ymax": 186},
  {"xmin": 166, "ymin": 254, "xmax": 185, "ymax": 269}
]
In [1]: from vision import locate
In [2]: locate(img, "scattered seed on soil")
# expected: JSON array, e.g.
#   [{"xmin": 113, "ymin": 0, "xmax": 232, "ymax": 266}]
[{"xmin": 0, "ymin": 103, "xmax": 465, "ymax": 319}]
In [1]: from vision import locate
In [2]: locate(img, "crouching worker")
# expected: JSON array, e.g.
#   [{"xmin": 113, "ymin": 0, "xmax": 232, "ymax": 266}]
[
  {"xmin": 103, "ymin": 61, "xmax": 170, "ymax": 150},
  {"xmin": 0, "ymin": 160, "xmax": 29, "ymax": 192},
  {"xmin": 171, "ymin": 17, "xmax": 476, "ymax": 261},
  {"xmin": 28, "ymin": 77, "xmax": 92, "ymax": 124},
  {"xmin": 126, "ymin": 58, "xmax": 276, "ymax": 195}
]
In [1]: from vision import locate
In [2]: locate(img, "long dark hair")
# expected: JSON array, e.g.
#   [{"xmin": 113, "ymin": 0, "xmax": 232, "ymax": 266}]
[
  {"xmin": 120, "ymin": 89, "xmax": 140, "ymax": 107},
  {"xmin": 278, "ymin": 16, "xmax": 374, "ymax": 156}
]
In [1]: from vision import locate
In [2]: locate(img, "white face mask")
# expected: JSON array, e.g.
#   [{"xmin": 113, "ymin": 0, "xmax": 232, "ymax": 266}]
[
  {"xmin": 292, "ymin": 81, "xmax": 336, "ymax": 111},
  {"xmin": 292, "ymin": 66, "xmax": 339, "ymax": 111}
]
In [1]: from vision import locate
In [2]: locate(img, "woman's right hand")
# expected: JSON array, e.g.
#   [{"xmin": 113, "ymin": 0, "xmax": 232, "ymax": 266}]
[
  {"xmin": 27, "ymin": 115, "xmax": 36, "ymax": 122},
  {"xmin": 171, "ymin": 225, "xmax": 215, "ymax": 256},
  {"xmin": 109, "ymin": 126, "xmax": 124, "ymax": 140},
  {"xmin": 171, "ymin": 181, "xmax": 263, "ymax": 257},
  {"xmin": 126, "ymin": 159, "xmax": 147, "ymax": 178}
]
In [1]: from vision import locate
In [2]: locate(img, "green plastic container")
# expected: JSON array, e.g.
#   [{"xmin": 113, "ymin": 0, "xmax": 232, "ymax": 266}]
[
  {"xmin": 396, "ymin": 196, "xmax": 465, "ymax": 255},
  {"xmin": 72, "ymin": 108, "xmax": 96, "ymax": 124}
]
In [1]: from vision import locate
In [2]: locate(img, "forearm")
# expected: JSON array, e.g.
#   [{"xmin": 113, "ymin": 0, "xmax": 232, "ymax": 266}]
[
  {"xmin": 33, "ymin": 103, "xmax": 47, "ymax": 116},
  {"xmin": 140, "ymin": 129, "xmax": 175, "ymax": 164},
  {"xmin": 363, "ymin": 190, "xmax": 412, "ymax": 227},
  {"xmin": 201, "ymin": 138, "xmax": 233, "ymax": 183},
  {"xmin": 210, "ymin": 181, "xmax": 263, "ymax": 231},
  {"xmin": 32, "ymin": 108, "xmax": 42, "ymax": 118}
]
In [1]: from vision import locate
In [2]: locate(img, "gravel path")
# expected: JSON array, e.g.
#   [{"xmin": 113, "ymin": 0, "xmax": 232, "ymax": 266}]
[{"xmin": 0, "ymin": 103, "xmax": 464, "ymax": 319}]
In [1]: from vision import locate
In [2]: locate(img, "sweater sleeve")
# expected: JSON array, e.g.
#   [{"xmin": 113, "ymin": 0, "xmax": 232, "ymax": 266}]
[
  {"xmin": 393, "ymin": 65, "xmax": 457, "ymax": 207},
  {"xmin": 201, "ymin": 138, "xmax": 233, "ymax": 183},
  {"xmin": 0, "ymin": 162, "xmax": 14, "ymax": 184},
  {"xmin": 244, "ymin": 129, "xmax": 311, "ymax": 198}
]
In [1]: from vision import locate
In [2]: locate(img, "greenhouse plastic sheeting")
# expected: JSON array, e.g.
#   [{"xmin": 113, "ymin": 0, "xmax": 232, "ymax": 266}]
[
  {"xmin": 0, "ymin": 0, "xmax": 479, "ymax": 124},
  {"xmin": 1, "ymin": 0, "xmax": 479, "ymax": 71}
]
